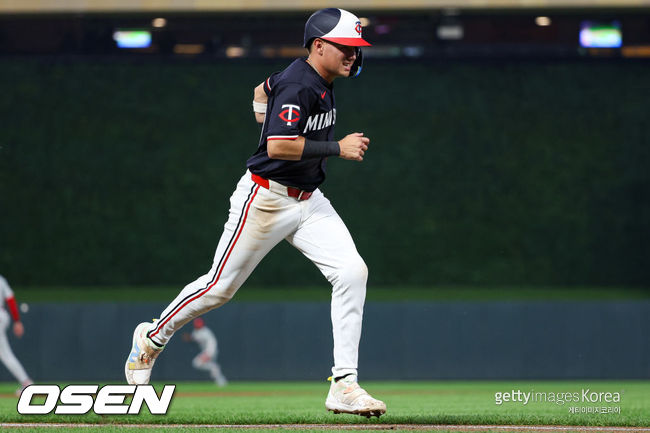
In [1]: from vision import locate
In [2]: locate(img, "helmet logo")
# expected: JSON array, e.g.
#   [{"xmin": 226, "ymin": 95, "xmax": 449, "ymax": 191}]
[
  {"xmin": 279, "ymin": 104, "xmax": 301, "ymax": 126},
  {"xmin": 355, "ymin": 21, "xmax": 362, "ymax": 36}
]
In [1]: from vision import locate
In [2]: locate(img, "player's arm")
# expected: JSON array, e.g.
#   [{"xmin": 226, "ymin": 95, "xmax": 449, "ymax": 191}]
[
  {"xmin": 13, "ymin": 321, "xmax": 24, "ymax": 338},
  {"xmin": 268, "ymin": 133, "xmax": 369, "ymax": 161},
  {"xmin": 252, "ymin": 82, "xmax": 268, "ymax": 124},
  {"xmin": 253, "ymin": 74, "xmax": 278, "ymax": 124},
  {"xmin": 4, "ymin": 294, "xmax": 24, "ymax": 337},
  {"xmin": 265, "ymin": 83, "xmax": 370, "ymax": 161}
]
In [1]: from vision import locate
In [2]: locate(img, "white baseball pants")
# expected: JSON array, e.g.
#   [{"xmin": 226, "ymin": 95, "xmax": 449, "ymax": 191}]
[
  {"xmin": 148, "ymin": 170, "xmax": 367, "ymax": 378},
  {"xmin": 0, "ymin": 309, "xmax": 30, "ymax": 384},
  {"xmin": 192, "ymin": 353, "xmax": 228, "ymax": 386}
]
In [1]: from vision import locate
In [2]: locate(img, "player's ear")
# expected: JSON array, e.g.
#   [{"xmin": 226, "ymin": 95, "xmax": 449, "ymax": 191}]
[{"xmin": 312, "ymin": 38, "xmax": 325, "ymax": 55}]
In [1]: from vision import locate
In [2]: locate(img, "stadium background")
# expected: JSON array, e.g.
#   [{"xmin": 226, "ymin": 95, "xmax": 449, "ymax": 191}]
[{"xmin": 0, "ymin": 1, "xmax": 648, "ymax": 382}]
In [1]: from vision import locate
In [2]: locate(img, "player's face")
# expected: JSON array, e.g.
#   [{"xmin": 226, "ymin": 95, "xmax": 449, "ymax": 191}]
[{"xmin": 320, "ymin": 39, "xmax": 357, "ymax": 79}]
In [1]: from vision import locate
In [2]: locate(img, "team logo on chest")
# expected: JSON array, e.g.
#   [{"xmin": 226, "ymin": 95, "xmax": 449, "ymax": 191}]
[
  {"xmin": 279, "ymin": 104, "xmax": 301, "ymax": 126},
  {"xmin": 304, "ymin": 108, "xmax": 336, "ymax": 134}
]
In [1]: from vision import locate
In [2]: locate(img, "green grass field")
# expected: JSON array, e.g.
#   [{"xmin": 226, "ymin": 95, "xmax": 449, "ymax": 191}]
[{"xmin": 1, "ymin": 380, "xmax": 648, "ymax": 432}]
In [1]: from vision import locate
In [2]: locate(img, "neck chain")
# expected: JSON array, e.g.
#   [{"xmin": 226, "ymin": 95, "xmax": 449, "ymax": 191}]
[{"xmin": 306, "ymin": 58, "xmax": 327, "ymax": 81}]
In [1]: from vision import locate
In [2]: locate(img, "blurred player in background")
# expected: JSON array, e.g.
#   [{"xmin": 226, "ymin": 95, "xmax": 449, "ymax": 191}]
[
  {"xmin": 0, "ymin": 274, "xmax": 33, "ymax": 395},
  {"xmin": 182, "ymin": 318, "xmax": 228, "ymax": 387}
]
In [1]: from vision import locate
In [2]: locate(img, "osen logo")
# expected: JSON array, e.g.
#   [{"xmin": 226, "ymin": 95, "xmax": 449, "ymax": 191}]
[{"xmin": 17, "ymin": 384, "xmax": 175, "ymax": 415}]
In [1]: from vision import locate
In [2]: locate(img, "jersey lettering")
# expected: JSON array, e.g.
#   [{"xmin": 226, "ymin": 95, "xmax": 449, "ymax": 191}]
[{"xmin": 304, "ymin": 108, "xmax": 336, "ymax": 134}]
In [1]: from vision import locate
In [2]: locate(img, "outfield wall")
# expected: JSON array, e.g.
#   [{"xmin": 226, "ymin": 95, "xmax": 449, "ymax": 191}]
[
  {"xmin": 1, "ymin": 59, "xmax": 649, "ymax": 288},
  {"xmin": 1, "ymin": 301, "xmax": 648, "ymax": 382}
]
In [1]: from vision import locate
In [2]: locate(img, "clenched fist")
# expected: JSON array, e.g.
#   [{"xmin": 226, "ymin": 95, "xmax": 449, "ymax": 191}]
[{"xmin": 338, "ymin": 132, "xmax": 370, "ymax": 161}]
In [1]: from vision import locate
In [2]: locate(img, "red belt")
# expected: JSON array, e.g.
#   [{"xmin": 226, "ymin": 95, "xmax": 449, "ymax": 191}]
[{"xmin": 251, "ymin": 173, "xmax": 313, "ymax": 201}]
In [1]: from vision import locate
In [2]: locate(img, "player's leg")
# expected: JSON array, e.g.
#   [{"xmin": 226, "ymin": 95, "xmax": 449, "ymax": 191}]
[
  {"xmin": 191, "ymin": 353, "xmax": 211, "ymax": 373},
  {"xmin": 286, "ymin": 191, "xmax": 385, "ymax": 417},
  {"xmin": 287, "ymin": 191, "xmax": 367, "ymax": 378},
  {"xmin": 213, "ymin": 362, "xmax": 228, "ymax": 386},
  {"xmin": 148, "ymin": 179, "xmax": 301, "ymax": 345},
  {"xmin": 192, "ymin": 354, "xmax": 224, "ymax": 385},
  {"xmin": 0, "ymin": 311, "xmax": 32, "ymax": 387},
  {"xmin": 126, "ymin": 172, "xmax": 301, "ymax": 384}
]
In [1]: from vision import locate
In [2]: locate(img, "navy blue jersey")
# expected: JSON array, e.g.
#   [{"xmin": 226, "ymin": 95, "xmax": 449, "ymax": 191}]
[{"xmin": 247, "ymin": 58, "xmax": 336, "ymax": 192}]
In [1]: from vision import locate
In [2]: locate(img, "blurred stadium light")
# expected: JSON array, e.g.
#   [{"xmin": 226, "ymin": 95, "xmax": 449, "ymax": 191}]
[
  {"xmin": 0, "ymin": 1, "xmax": 649, "ymax": 59},
  {"xmin": 580, "ymin": 21, "xmax": 623, "ymax": 48},
  {"xmin": 151, "ymin": 17, "xmax": 167, "ymax": 28},
  {"xmin": 1, "ymin": 0, "xmax": 650, "ymax": 13},
  {"xmin": 113, "ymin": 29, "xmax": 151, "ymax": 48}
]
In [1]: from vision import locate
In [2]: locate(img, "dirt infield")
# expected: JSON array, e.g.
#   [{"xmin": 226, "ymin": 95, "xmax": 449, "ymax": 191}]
[{"xmin": 2, "ymin": 424, "xmax": 649, "ymax": 431}]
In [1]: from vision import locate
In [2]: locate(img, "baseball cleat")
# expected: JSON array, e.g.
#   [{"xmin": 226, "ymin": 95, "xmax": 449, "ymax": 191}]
[
  {"xmin": 325, "ymin": 375, "xmax": 386, "ymax": 418},
  {"xmin": 124, "ymin": 321, "xmax": 164, "ymax": 385},
  {"xmin": 15, "ymin": 380, "xmax": 33, "ymax": 397}
]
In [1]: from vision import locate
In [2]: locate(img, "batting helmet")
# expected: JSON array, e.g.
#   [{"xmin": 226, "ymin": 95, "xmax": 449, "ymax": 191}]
[{"xmin": 303, "ymin": 8, "xmax": 371, "ymax": 78}]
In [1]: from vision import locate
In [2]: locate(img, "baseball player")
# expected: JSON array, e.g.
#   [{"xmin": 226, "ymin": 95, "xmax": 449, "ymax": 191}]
[
  {"xmin": 182, "ymin": 318, "xmax": 228, "ymax": 386},
  {"xmin": 125, "ymin": 8, "xmax": 386, "ymax": 418},
  {"xmin": 0, "ymin": 275, "xmax": 33, "ymax": 394}
]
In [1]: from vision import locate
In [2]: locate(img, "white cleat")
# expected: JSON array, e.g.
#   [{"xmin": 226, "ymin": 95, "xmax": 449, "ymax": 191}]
[
  {"xmin": 325, "ymin": 375, "xmax": 387, "ymax": 418},
  {"xmin": 124, "ymin": 321, "xmax": 164, "ymax": 385}
]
